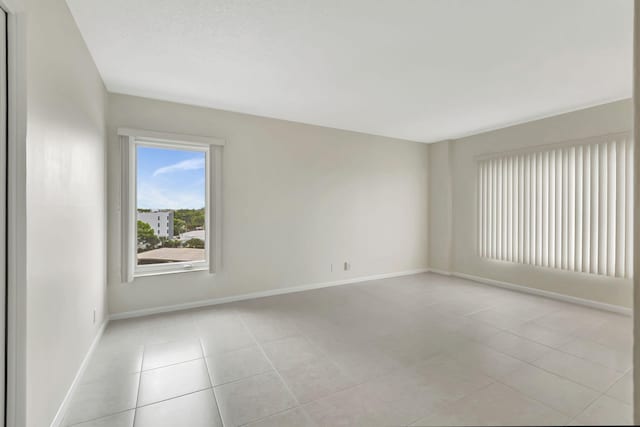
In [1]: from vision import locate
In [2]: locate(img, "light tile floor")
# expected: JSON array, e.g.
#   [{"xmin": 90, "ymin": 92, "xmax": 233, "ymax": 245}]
[{"xmin": 63, "ymin": 273, "xmax": 633, "ymax": 426}]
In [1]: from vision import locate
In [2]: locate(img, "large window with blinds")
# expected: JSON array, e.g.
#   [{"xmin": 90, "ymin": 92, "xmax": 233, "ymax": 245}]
[{"xmin": 477, "ymin": 132, "xmax": 633, "ymax": 278}]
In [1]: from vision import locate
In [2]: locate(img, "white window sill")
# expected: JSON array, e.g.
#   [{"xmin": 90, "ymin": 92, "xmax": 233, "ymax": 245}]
[{"xmin": 134, "ymin": 265, "xmax": 210, "ymax": 279}]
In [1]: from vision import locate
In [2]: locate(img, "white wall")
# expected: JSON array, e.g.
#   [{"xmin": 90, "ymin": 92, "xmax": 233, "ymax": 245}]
[
  {"xmin": 107, "ymin": 94, "xmax": 430, "ymax": 315},
  {"xmin": 632, "ymin": 2, "xmax": 639, "ymax": 421},
  {"xmin": 429, "ymin": 99, "xmax": 633, "ymax": 308},
  {"xmin": 428, "ymin": 140, "xmax": 453, "ymax": 272},
  {"xmin": 24, "ymin": 0, "xmax": 108, "ymax": 425}
]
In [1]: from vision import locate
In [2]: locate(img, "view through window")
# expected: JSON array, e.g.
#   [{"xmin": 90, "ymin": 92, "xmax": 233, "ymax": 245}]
[{"xmin": 136, "ymin": 145, "xmax": 207, "ymax": 267}]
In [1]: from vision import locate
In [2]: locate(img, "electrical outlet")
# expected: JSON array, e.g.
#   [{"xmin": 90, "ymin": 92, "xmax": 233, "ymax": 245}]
[
  {"xmin": 330, "ymin": 263, "xmax": 333, "ymax": 272},
  {"xmin": 344, "ymin": 261, "xmax": 350, "ymax": 271}
]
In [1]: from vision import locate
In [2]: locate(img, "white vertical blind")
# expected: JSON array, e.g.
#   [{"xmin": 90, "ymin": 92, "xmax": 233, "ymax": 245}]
[{"xmin": 477, "ymin": 133, "xmax": 634, "ymax": 278}]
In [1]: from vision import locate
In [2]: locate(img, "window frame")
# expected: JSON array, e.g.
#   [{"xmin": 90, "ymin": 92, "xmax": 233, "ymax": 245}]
[
  {"xmin": 119, "ymin": 128, "xmax": 224, "ymax": 279},
  {"xmin": 133, "ymin": 139, "xmax": 210, "ymax": 276}
]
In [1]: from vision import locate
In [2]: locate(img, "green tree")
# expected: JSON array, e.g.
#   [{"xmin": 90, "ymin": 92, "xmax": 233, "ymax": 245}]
[
  {"xmin": 162, "ymin": 239, "xmax": 182, "ymax": 248},
  {"xmin": 192, "ymin": 211, "xmax": 205, "ymax": 229},
  {"xmin": 184, "ymin": 238, "xmax": 205, "ymax": 249},
  {"xmin": 173, "ymin": 218, "xmax": 187, "ymax": 235},
  {"xmin": 137, "ymin": 220, "xmax": 159, "ymax": 249},
  {"xmin": 174, "ymin": 208, "xmax": 206, "ymax": 231}
]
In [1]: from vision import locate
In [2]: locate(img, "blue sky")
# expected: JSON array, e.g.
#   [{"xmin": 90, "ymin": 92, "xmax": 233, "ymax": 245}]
[{"xmin": 137, "ymin": 146, "xmax": 205, "ymax": 210}]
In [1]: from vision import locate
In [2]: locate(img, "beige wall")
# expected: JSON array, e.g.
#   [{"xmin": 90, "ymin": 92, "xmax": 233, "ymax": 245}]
[
  {"xmin": 107, "ymin": 94, "xmax": 430, "ymax": 315},
  {"xmin": 429, "ymin": 99, "xmax": 633, "ymax": 308},
  {"xmin": 24, "ymin": 0, "xmax": 108, "ymax": 425}
]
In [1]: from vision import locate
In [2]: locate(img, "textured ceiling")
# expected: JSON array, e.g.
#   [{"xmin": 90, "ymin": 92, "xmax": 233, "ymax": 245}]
[{"xmin": 67, "ymin": 0, "xmax": 632, "ymax": 143}]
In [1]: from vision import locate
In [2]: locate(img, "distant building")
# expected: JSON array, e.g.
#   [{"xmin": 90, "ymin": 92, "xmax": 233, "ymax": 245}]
[{"xmin": 138, "ymin": 210, "xmax": 174, "ymax": 238}]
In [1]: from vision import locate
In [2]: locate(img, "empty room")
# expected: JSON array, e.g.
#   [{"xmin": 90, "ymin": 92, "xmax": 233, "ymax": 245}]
[{"xmin": 2, "ymin": 0, "xmax": 640, "ymax": 426}]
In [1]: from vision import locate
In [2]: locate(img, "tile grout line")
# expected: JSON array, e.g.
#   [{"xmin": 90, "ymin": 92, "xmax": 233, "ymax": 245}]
[
  {"xmin": 265, "ymin": 322, "xmax": 399, "ymax": 392},
  {"xmin": 564, "ymin": 391, "xmax": 606, "ymax": 426},
  {"xmin": 140, "ymin": 354, "xmax": 204, "ymax": 373},
  {"xmin": 135, "ymin": 386, "xmax": 214, "ymax": 410},
  {"xmin": 265, "ymin": 322, "xmax": 373, "ymax": 390},
  {"xmin": 136, "ymin": 359, "xmax": 214, "ymax": 407},
  {"xmin": 466, "ymin": 312, "xmax": 631, "ymax": 376},
  {"xmin": 480, "ymin": 331, "xmax": 626, "ymax": 396},
  {"xmin": 494, "ymin": 380, "xmax": 576, "ymax": 422},
  {"xmin": 461, "ymin": 302, "xmax": 505, "ymax": 317},
  {"xmin": 236, "ymin": 406, "xmax": 311, "ymax": 427},
  {"xmin": 66, "ymin": 408, "xmax": 135, "ymax": 427},
  {"xmin": 598, "ymin": 369, "xmax": 633, "ymax": 406},
  {"xmin": 489, "ymin": 345, "xmax": 625, "ymax": 423},
  {"xmin": 406, "ymin": 380, "xmax": 498, "ymax": 427},
  {"xmin": 236, "ymin": 314, "xmax": 311, "ymax": 424},
  {"xmin": 131, "ymin": 345, "xmax": 146, "ymax": 425},
  {"xmin": 207, "ymin": 365, "xmax": 272, "ymax": 388},
  {"xmin": 197, "ymin": 334, "xmax": 225, "ymax": 427}
]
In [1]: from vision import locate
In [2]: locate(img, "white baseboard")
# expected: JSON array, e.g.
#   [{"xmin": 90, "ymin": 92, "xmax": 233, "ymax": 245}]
[
  {"xmin": 110, "ymin": 268, "xmax": 430, "ymax": 320},
  {"xmin": 429, "ymin": 270, "xmax": 631, "ymax": 316},
  {"xmin": 110, "ymin": 265, "xmax": 630, "ymax": 321},
  {"xmin": 50, "ymin": 319, "xmax": 109, "ymax": 427},
  {"xmin": 426, "ymin": 268, "xmax": 453, "ymax": 276}
]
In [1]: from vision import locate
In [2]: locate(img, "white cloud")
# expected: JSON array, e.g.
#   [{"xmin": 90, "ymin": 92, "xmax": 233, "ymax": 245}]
[
  {"xmin": 137, "ymin": 183, "xmax": 205, "ymax": 210},
  {"xmin": 153, "ymin": 157, "xmax": 205, "ymax": 176}
]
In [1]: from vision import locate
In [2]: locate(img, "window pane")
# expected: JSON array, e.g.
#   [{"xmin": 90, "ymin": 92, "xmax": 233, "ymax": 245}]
[{"xmin": 136, "ymin": 145, "xmax": 206, "ymax": 266}]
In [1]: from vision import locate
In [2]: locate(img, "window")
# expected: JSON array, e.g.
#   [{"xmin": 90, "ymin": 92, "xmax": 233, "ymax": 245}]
[
  {"xmin": 119, "ymin": 129, "xmax": 223, "ymax": 280},
  {"xmin": 477, "ymin": 132, "xmax": 633, "ymax": 278},
  {"xmin": 136, "ymin": 144, "xmax": 207, "ymax": 272}
]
